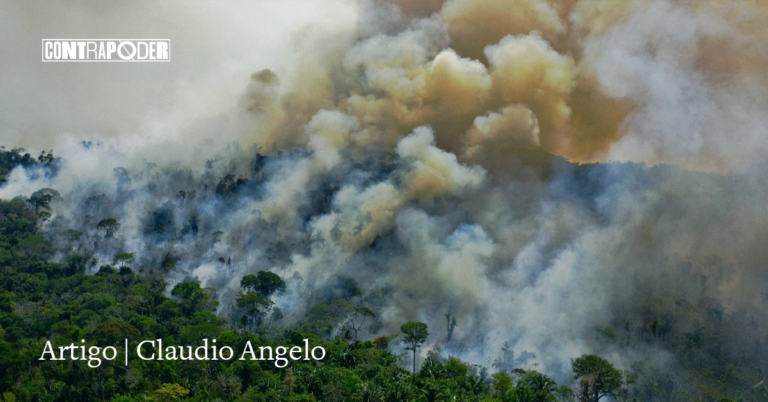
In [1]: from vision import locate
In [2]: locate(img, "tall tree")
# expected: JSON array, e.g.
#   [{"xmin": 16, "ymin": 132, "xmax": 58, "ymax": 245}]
[
  {"xmin": 236, "ymin": 291, "xmax": 272, "ymax": 330},
  {"xmin": 28, "ymin": 188, "xmax": 58, "ymax": 216},
  {"xmin": 343, "ymin": 304, "xmax": 375, "ymax": 343},
  {"xmin": 237, "ymin": 272, "xmax": 285, "ymax": 330},
  {"xmin": 400, "ymin": 321, "xmax": 428, "ymax": 373},
  {"xmin": 492, "ymin": 372, "xmax": 514, "ymax": 400},
  {"xmin": 113, "ymin": 252, "xmax": 135, "ymax": 268},
  {"xmin": 241, "ymin": 271, "xmax": 286, "ymax": 298},
  {"xmin": 97, "ymin": 217, "xmax": 120, "ymax": 238}
]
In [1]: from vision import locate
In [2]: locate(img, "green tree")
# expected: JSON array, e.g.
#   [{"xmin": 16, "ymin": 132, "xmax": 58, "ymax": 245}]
[
  {"xmin": 241, "ymin": 271, "xmax": 286, "ymax": 298},
  {"xmin": 113, "ymin": 252, "xmax": 135, "ymax": 268},
  {"xmin": 236, "ymin": 291, "xmax": 272, "ymax": 329},
  {"xmin": 171, "ymin": 281, "xmax": 217, "ymax": 316},
  {"xmin": 400, "ymin": 321, "xmax": 428, "ymax": 373},
  {"xmin": 571, "ymin": 355, "xmax": 623, "ymax": 402},
  {"xmin": 524, "ymin": 370, "xmax": 558, "ymax": 401},
  {"xmin": 146, "ymin": 383, "xmax": 190, "ymax": 402},
  {"xmin": 492, "ymin": 372, "xmax": 514, "ymax": 401},
  {"xmin": 97, "ymin": 217, "xmax": 120, "ymax": 238},
  {"xmin": 28, "ymin": 188, "xmax": 59, "ymax": 219},
  {"xmin": 555, "ymin": 386, "xmax": 575, "ymax": 402}
]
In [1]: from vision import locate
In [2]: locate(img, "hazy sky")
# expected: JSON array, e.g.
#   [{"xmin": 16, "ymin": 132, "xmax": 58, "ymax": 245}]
[
  {"xmin": 4, "ymin": 0, "xmax": 768, "ymax": 172},
  {"xmin": 0, "ymin": 0, "xmax": 357, "ymax": 150}
]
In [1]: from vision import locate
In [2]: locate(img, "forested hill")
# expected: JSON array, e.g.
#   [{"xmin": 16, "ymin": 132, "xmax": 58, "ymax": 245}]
[
  {"xmin": 0, "ymin": 179, "xmax": 590, "ymax": 402},
  {"xmin": 0, "ymin": 147, "xmax": 761, "ymax": 401}
]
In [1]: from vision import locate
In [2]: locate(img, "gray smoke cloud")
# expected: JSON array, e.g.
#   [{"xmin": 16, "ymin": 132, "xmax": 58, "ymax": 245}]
[{"xmin": 3, "ymin": 0, "xmax": 768, "ymax": 392}]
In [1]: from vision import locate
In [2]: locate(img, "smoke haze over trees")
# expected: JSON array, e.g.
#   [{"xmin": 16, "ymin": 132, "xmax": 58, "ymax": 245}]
[{"xmin": 3, "ymin": 0, "xmax": 768, "ymax": 400}]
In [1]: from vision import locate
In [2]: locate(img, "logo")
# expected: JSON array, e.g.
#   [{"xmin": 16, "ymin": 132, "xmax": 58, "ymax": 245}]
[{"xmin": 42, "ymin": 39, "xmax": 171, "ymax": 62}]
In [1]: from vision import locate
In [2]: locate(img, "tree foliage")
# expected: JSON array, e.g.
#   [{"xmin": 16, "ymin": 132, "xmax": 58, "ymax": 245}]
[
  {"xmin": 241, "ymin": 271, "xmax": 286, "ymax": 298},
  {"xmin": 96, "ymin": 217, "xmax": 120, "ymax": 238},
  {"xmin": 0, "ymin": 193, "xmax": 749, "ymax": 402},
  {"xmin": 113, "ymin": 252, "xmax": 135, "ymax": 267},
  {"xmin": 401, "ymin": 321, "xmax": 428, "ymax": 373},
  {"xmin": 572, "ymin": 355, "xmax": 623, "ymax": 402}
]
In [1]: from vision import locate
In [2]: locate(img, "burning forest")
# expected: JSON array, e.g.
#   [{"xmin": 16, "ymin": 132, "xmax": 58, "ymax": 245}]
[{"xmin": 2, "ymin": 0, "xmax": 768, "ymax": 400}]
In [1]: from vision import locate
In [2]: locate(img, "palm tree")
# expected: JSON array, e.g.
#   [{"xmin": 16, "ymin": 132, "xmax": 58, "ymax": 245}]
[
  {"xmin": 465, "ymin": 375, "xmax": 486, "ymax": 395},
  {"xmin": 524, "ymin": 371, "xmax": 558, "ymax": 402},
  {"xmin": 356, "ymin": 382, "xmax": 384, "ymax": 402},
  {"xmin": 419, "ymin": 381, "xmax": 444, "ymax": 402}
]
